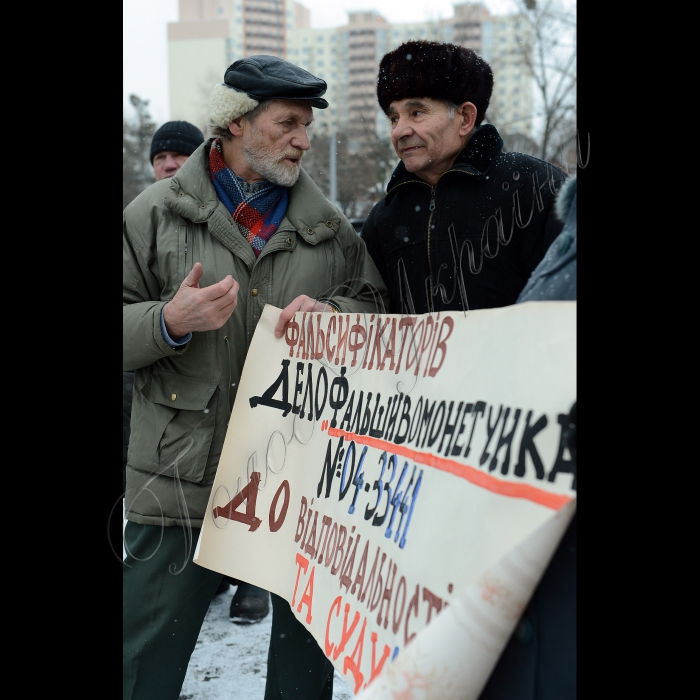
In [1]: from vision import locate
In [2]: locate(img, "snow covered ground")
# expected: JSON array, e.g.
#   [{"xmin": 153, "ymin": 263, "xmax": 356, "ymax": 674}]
[{"xmin": 178, "ymin": 584, "xmax": 354, "ymax": 700}]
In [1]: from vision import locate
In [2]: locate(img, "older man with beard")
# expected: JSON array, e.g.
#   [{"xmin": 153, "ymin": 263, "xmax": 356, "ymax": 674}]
[{"xmin": 122, "ymin": 55, "xmax": 388, "ymax": 700}]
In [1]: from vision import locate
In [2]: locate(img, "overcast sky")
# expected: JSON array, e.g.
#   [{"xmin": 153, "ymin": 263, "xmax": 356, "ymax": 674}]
[{"xmin": 123, "ymin": 0, "xmax": 521, "ymax": 125}]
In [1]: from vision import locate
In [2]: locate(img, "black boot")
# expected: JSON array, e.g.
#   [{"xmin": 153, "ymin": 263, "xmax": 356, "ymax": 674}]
[{"xmin": 230, "ymin": 582, "xmax": 270, "ymax": 624}]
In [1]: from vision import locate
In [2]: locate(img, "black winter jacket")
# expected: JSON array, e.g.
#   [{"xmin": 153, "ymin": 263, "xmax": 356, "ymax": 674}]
[{"xmin": 361, "ymin": 124, "xmax": 567, "ymax": 314}]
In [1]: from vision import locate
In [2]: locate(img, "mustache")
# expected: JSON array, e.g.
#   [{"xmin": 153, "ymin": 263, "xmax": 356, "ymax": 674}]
[
  {"xmin": 398, "ymin": 138, "xmax": 426, "ymax": 150},
  {"xmin": 279, "ymin": 150, "xmax": 304, "ymax": 161}
]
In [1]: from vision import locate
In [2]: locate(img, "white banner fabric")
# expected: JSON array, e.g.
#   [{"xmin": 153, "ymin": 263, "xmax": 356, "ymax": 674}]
[{"xmin": 194, "ymin": 301, "xmax": 576, "ymax": 696}]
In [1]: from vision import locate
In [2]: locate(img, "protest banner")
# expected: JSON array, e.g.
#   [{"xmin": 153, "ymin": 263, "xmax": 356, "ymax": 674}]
[{"xmin": 194, "ymin": 301, "xmax": 576, "ymax": 697}]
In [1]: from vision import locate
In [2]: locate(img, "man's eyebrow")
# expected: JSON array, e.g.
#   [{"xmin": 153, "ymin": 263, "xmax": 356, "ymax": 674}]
[
  {"xmin": 388, "ymin": 100, "xmax": 427, "ymax": 117},
  {"xmin": 280, "ymin": 114, "xmax": 315, "ymax": 124}
]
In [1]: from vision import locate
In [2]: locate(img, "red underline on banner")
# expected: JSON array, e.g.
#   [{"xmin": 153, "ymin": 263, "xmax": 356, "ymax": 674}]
[{"xmin": 324, "ymin": 424, "xmax": 572, "ymax": 510}]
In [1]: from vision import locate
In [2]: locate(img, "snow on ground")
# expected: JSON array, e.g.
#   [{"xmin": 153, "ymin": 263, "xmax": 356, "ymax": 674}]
[{"xmin": 178, "ymin": 584, "xmax": 354, "ymax": 700}]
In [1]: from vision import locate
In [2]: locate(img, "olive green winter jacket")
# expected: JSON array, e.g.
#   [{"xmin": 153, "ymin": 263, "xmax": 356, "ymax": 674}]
[{"xmin": 123, "ymin": 140, "xmax": 389, "ymax": 527}]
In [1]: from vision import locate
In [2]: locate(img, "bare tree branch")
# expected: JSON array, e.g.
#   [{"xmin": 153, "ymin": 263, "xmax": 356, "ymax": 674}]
[
  {"xmin": 123, "ymin": 94, "xmax": 156, "ymax": 209},
  {"xmin": 512, "ymin": 0, "xmax": 577, "ymax": 160}
]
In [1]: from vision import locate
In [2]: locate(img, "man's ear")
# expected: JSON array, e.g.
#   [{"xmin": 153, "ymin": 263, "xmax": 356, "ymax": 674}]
[
  {"xmin": 228, "ymin": 118, "xmax": 245, "ymax": 137},
  {"xmin": 457, "ymin": 102, "xmax": 478, "ymax": 136}
]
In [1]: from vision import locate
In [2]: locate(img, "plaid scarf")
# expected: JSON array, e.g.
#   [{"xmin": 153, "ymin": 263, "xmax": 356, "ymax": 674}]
[{"xmin": 209, "ymin": 139, "xmax": 289, "ymax": 258}]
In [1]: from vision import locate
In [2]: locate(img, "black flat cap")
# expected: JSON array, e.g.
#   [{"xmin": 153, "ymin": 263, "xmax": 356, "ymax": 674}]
[{"xmin": 224, "ymin": 55, "xmax": 328, "ymax": 109}]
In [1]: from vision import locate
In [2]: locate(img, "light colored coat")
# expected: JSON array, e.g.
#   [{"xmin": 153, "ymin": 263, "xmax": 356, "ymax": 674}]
[{"xmin": 123, "ymin": 140, "xmax": 389, "ymax": 526}]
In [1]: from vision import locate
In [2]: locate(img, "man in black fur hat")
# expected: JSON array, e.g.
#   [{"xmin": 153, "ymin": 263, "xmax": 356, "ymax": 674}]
[
  {"xmin": 360, "ymin": 41, "xmax": 575, "ymax": 700},
  {"xmin": 361, "ymin": 40, "xmax": 568, "ymax": 316}
]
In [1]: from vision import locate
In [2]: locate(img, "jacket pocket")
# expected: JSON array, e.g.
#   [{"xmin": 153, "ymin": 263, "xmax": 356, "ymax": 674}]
[{"xmin": 141, "ymin": 370, "xmax": 219, "ymax": 483}]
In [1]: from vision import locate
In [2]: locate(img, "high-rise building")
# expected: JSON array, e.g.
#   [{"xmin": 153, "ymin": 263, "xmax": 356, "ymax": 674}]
[
  {"xmin": 482, "ymin": 11, "xmax": 534, "ymax": 140},
  {"xmin": 167, "ymin": 0, "xmax": 301, "ymax": 130},
  {"xmin": 167, "ymin": 1, "xmax": 533, "ymax": 141}
]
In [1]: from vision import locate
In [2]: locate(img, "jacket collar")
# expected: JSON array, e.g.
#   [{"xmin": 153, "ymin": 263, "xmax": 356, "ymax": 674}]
[
  {"xmin": 164, "ymin": 139, "xmax": 343, "ymax": 245},
  {"xmin": 385, "ymin": 123, "xmax": 504, "ymax": 198},
  {"xmin": 164, "ymin": 140, "xmax": 220, "ymax": 223}
]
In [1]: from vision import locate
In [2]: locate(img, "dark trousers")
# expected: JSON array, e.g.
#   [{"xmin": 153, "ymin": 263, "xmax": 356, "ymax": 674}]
[
  {"xmin": 123, "ymin": 521, "xmax": 222, "ymax": 700},
  {"xmin": 264, "ymin": 592, "xmax": 334, "ymax": 700}
]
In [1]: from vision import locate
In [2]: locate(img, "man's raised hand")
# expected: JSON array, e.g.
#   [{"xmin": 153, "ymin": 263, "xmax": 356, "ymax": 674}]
[{"xmin": 163, "ymin": 262, "xmax": 239, "ymax": 339}]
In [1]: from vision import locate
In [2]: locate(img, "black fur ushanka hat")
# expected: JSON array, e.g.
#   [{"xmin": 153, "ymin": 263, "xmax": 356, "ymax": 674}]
[{"xmin": 377, "ymin": 41, "xmax": 494, "ymax": 126}]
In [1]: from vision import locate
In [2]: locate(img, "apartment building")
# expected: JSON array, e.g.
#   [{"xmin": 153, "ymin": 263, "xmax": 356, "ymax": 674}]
[
  {"xmin": 484, "ymin": 12, "xmax": 534, "ymax": 138},
  {"xmin": 284, "ymin": 25, "xmax": 344, "ymax": 135},
  {"xmin": 167, "ymin": 0, "xmax": 306, "ymax": 130},
  {"xmin": 167, "ymin": 1, "xmax": 533, "ymax": 140}
]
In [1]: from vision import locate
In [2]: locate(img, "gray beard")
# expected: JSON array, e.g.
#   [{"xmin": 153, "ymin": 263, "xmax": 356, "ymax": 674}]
[{"xmin": 242, "ymin": 143, "xmax": 302, "ymax": 188}]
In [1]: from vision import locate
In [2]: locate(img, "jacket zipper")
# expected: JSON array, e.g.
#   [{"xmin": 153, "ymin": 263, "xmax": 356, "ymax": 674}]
[
  {"xmin": 386, "ymin": 170, "xmax": 474, "ymax": 313},
  {"xmin": 427, "ymin": 186, "xmax": 436, "ymax": 311},
  {"xmin": 184, "ymin": 229, "xmax": 188, "ymax": 274}
]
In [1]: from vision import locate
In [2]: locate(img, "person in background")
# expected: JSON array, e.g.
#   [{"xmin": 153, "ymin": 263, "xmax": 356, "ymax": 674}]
[
  {"xmin": 517, "ymin": 175, "xmax": 576, "ymax": 303},
  {"xmin": 149, "ymin": 120, "xmax": 205, "ymax": 181}
]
